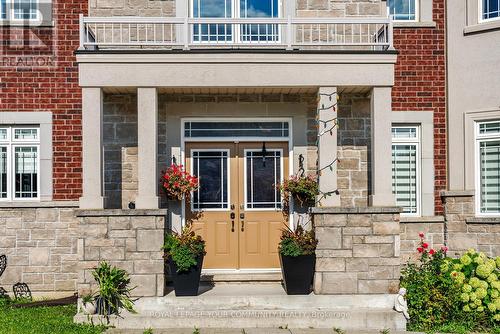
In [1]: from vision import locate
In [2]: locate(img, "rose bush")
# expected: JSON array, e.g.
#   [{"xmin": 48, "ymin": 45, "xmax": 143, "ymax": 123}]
[
  {"xmin": 400, "ymin": 233, "xmax": 500, "ymax": 332},
  {"xmin": 160, "ymin": 164, "xmax": 199, "ymax": 200}
]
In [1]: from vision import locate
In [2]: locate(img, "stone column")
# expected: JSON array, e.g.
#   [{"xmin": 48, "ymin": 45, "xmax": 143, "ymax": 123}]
[
  {"xmin": 135, "ymin": 88, "xmax": 159, "ymax": 209},
  {"xmin": 369, "ymin": 87, "xmax": 395, "ymax": 206},
  {"xmin": 79, "ymin": 88, "xmax": 104, "ymax": 209},
  {"xmin": 317, "ymin": 87, "xmax": 340, "ymax": 206}
]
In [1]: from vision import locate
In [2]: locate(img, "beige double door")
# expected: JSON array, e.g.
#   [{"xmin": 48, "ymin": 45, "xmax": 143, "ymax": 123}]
[{"xmin": 186, "ymin": 142, "xmax": 288, "ymax": 269}]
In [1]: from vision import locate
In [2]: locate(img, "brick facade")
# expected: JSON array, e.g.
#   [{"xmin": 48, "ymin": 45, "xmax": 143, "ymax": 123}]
[
  {"xmin": 392, "ymin": 0, "xmax": 447, "ymax": 214},
  {"xmin": 0, "ymin": 0, "xmax": 87, "ymax": 200}
]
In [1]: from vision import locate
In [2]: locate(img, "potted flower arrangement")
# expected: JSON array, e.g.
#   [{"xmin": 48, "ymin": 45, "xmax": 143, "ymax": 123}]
[
  {"xmin": 91, "ymin": 261, "xmax": 136, "ymax": 317},
  {"xmin": 163, "ymin": 224, "xmax": 206, "ymax": 296},
  {"xmin": 278, "ymin": 174, "xmax": 318, "ymax": 212},
  {"xmin": 278, "ymin": 224, "xmax": 318, "ymax": 295},
  {"xmin": 160, "ymin": 164, "xmax": 199, "ymax": 201}
]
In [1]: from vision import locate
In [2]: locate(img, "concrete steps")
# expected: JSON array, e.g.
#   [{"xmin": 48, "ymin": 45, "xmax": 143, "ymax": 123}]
[{"xmin": 75, "ymin": 284, "xmax": 406, "ymax": 331}]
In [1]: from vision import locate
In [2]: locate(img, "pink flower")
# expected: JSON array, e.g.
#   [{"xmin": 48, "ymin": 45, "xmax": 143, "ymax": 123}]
[
  {"xmin": 441, "ymin": 246, "xmax": 448, "ymax": 252},
  {"xmin": 429, "ymin": 249, "xmax": 436, "ymax": 255},
  {"xmin": 418, "ymin": 232, "xmax": 424, "ymax": 238},
  {"xmin": 422, "ymin": 243, "xmax": 429, "ymax": 249}
]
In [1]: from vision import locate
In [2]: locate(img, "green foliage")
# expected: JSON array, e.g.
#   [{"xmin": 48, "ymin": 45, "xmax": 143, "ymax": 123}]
[
  {"xmin": 401, "ymin": 234, "xmax": 500, "ymax": 333},
  {"xmin": 279, "ymin": 224, "xmax": 317, "ymax": 257},
  {"xmin": 143, "ymin": 328, "xmax": 154, "ymax": 334},
  {"xmin": 192, "ymin": 327, "xmax": 200, "ymax": 334},
  {"xmin": 81, "ymin": 294, "xmax": 93, "ymax": 305},
  {"xmin": 279, "ymin": 174, "xmax": 318, "ymax": 208},
  {"xmin": 332, "ymin": 327, "xmax": 345, "ymax": 334},
  {"xmin": 163, "ymin": 224, "xmax": 206, "ymax": 273},
  {"xmin": 0, "ymin": 304, "xmax": 106, "ymax": 334},
  {"xmin": 92, "ymin": 261, "xmax": 136, "ymax": 316}
]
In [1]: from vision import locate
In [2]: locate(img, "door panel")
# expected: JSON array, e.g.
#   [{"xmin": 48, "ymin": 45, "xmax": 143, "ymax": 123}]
[
  {"xmin": 186, "ymin": 143, "xmax": 238, "ymax": 269},
  {"xmin": 238, "ymin": 142, "xmax": 288, "ymax": 268}
]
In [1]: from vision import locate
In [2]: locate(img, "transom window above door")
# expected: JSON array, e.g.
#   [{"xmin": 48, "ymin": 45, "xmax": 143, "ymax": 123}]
[{"xmin": 191, "ymin": 0, "xmax": 281, "ymax": 43}]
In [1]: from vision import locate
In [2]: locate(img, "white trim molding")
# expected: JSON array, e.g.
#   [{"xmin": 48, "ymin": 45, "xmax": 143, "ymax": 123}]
[
  {"xmin": 0, "ymin": 112, "xmax": 52, "ymax": 201},
  {"xmin": 391, "ymin": 110, "xmax": 434, "ymax": 216}
]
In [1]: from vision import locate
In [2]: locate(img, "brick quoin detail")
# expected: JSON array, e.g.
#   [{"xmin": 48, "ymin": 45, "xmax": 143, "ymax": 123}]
[
  {"xmin": 392, "ymin": 0, "xmax": 446, "ymax": 214},
  {"xmin": 0, "ymin": 1, "xmax": 87, "ymax": 200}
]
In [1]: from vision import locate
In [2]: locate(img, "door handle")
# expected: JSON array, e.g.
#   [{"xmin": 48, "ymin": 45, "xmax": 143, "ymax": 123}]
[
  {"xmin": 231, "ymin": 221, "xmax": 235, "ymax": 232},
  {"xmin": 241, "ymin": 221, "xmax": 244, "ymax": 232}
]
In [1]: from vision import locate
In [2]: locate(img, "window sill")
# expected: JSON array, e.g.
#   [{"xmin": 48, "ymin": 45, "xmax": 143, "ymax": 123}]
[
  {"xmin": 400, "ymin": 216, "xmax": 444, "ymax": 223},
  {"xmin": 393, "ymin": 21, "xmax": 437, "ymax": 28},
  {"xmin": 466, "ymin": 217, "xmax": 500, "ymax": 224},
  {"xmin": 0, "ymin": 20, "xmax": 55, "ymax": 27},
  {"xmin": 464, "ymin": 20, "xmax": 500, "ymax": 35}
]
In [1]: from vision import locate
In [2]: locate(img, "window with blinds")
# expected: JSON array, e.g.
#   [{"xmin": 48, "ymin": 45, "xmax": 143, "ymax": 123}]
[
  {"xmin": 0, "ymin": 126, "xmax": 39, "ymax": 201},
  {"xmin": 392, "ymin": 126, "xmax": 420, "ymax": 215},
  {"xmin": 477, "ymin": 121, "xmax": 500, "ymax": 214}
]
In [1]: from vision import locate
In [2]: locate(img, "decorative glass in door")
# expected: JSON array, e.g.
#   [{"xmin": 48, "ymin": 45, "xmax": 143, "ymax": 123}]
[
  {"xmin": 192, "ymin": 150, "xmax": 229, "ymax": 210},
  {"xmin": 245, "ymin": 149, "xmax": 282, "ymax": 210}
]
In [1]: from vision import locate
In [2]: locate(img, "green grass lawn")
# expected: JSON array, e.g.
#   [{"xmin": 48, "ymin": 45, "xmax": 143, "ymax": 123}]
[{"xmin": 0, "ymin": 304, "xmax": 106, "ymax": 334}]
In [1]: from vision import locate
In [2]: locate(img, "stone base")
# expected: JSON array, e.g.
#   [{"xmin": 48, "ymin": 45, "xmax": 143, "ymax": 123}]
[
  {"xmin": 76, "ymin": 209, "xmax": 167, "ymax": 297},
  {"xmin": 311, "ymin": 207, "xmax": 401, "ymax": 295}
]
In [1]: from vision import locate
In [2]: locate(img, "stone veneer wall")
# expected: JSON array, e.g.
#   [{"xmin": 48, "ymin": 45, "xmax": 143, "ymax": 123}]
[
  {"xmin": 90, "ymin": 0, "xmax": 175, "ymax": 16},
  {"xmin": 0, "ymin": 204, "xmax": 79, "ymax": 296},
  {"xmin": 399, "ymin": 218, "xmax": 445, "ymax": 263},
  {"xmin": 122, "ymin": 147, "xmax": 138, "ymax": 210},
  {"xmin": 312, "ymin": 207, "xmax": 401, "ymax": 294},
  {"xmin": 77, "ymin": 210, "xmax": 166, "ymax": 297},
  {"xmin": 442, "ymin": 191, "xmax": 500, "ymax": 257},
  {"xmin": 297, "ymin": 0, "xmax": 382, "ymax": 17}
]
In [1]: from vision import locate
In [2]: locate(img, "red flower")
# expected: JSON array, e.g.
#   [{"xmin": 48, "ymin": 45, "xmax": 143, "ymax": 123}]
[
  {"xmin": 418, "ymin": 232, "xmax": 424, "ymax": 238},
  {"xmin": 422, "ymin": 243, "xmax": 429, "ymax": 249},
  {"xmin": 429, "ymin": 249, "xmax": 436, "ymax": 255},
  {"xmin": 441, "ymin": 246, "xmax": 448, "ymax": 252},
  {"xmin": 417, "ymin": 247, "xmax": 424, "ymax": 253}
]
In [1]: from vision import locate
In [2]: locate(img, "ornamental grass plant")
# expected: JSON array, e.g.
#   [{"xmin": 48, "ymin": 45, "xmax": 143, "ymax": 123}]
[{"xmin": 400, "ymin": 233, "xmax": 500, "ymax": 333}]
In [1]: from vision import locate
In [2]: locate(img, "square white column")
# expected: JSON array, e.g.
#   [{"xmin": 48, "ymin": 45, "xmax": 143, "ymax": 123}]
[
  {"xmin": 317, "ymin": 87, "xmax": 340, "ymax": 206},
  {"xmin": 369, "ymin": 87, "xmax": 395, "ymax": 206},
  {"xmin": 79, "ymin": 88, "xmax": 105, "ymax": 209},
  {"xmin": 135, "ymin": 87, "xmax": 160, "ymax": 209}
]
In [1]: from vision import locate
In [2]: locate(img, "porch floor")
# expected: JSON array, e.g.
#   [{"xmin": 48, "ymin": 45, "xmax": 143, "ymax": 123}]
[{"xmin": 75, "ymin": 284, "xmax": 406, "ymax": 331}]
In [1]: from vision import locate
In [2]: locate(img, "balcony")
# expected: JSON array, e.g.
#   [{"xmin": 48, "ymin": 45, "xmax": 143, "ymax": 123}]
[{"xmin": 78, "ymin": 15, "xmax": 394, "ymax": 51}]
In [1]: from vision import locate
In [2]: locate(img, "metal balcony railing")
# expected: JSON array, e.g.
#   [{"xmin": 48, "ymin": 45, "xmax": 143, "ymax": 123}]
[{"xmin": 79, "ymin": 15, "xmax": 394, "ymax": 51}]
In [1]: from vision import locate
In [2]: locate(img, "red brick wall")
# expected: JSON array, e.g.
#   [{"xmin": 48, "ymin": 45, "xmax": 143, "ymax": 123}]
[
  {"xmin": 392, "ymin": 0, "xmax": 446, "ymax": 214},
  {"xmin": 0, "ymin": 0, "xmax": 87, "ymax": 200}
]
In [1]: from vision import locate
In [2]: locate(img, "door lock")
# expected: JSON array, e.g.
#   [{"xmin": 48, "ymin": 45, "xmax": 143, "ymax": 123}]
[
  {"xmin": 240, "ymin": 213, "xmax": 245, "ymax": 219},
  {"xmin": 230, "ymin": 212, "xmax": 236, "ymax": 219}
]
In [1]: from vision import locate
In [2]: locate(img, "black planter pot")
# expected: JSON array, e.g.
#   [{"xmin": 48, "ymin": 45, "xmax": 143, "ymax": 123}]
[
  {"xmin": 168, "ymin": 255, "xmax": 204, "ymax": 296},
  {"xmin": 94, "ymin": 296, "xmax": 118, "ymax": 316},
  {"xmin": 280, "ymin": 253, "xmax": 316, "ymax": 295}
]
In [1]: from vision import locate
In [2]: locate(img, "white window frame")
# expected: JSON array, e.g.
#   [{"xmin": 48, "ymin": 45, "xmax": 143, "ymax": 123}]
[
  {"xmin": 190, "ymin": 148, "xmax": 231, "ymax": 212},
  {"xmin": 0, "ymin": 0, "xmax": 41, "ymax": 23},
  {"xmin": 475, "ymin": 120, "xmax": 500, "ymax": 216},
  {"xmin": 479, "ymin": 0, "xmax": 500, "ymax": 23},
  {"xmin": 387, "ymin": 0, "xmax": 419, "ymax": 22},
  {"xmin": 243, "ymin": 148, "xmax": 283, "ymax": 212},
  {"xmin": 0, "ymin": 126, "xmax": 40, "ymax": 202},
  {"xmin": 189, "ymin": 0, "xmax": 283, "ymax": 44},
  {"xmin": 391, "ymin": 125, "xmax": 421, "ymax": 216}
]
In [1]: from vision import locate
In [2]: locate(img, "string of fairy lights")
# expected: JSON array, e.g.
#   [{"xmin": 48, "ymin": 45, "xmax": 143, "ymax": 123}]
[{"xmin": 314, "ymin": 91, "xmax": 341, "ymax": 206}]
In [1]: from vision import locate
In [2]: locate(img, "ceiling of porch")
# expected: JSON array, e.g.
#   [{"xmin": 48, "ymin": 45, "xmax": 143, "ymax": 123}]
[{"xmin": 102, "ymin": 86, "xmax": 372, "ymax": 95}]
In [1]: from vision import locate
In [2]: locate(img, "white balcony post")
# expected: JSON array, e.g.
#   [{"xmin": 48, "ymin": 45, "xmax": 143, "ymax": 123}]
[
  {"xmin": 79, "ymin": 14, "xmax": 85, "ymax": 50},
  {"xmin": 183, "ymin": 16, "xmax": 189, "ymax": 50},
  {"xmin": 369, "ymin": 87, "xmax": 395, "ymax": 206},
  {"xmin": 135, "ymin": 88, "xmax": 160, "ymax": 209},
  {"xmin": 317, "ymin": 87, "xmax": 340, "ymax": 207},
  {"xmin": 286, "ymin": 15, "xmax": 292, "ymax": 50},
  {"xmin": 79, "ymin": 88, "xmax": 105, "ymax": 209}
]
